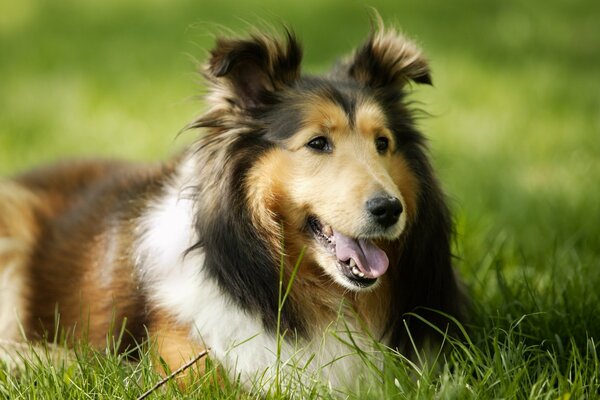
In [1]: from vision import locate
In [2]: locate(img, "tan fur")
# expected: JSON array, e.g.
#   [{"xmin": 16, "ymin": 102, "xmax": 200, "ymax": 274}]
[
  {"xmin": 53, "ymin": 226, "xmax": 143, "ymax": 348},
  {"xmin": 355, "ymin": 100, "xmax": 388, "ymax": 135},
  {"xmin": 245, "ymin": 150, "xmax": 288, "ymax": 257},
  {"xmin": 389, "ymin": 156, "xmax": 419, "ymax": 222},
  {"xmin": 283, "ymin": 98, "xmax": 408, "ymax": 238},
  {"xmin": 148, "ymin": 311, "xmax": 207, "ymax": 378},
  {"xmin": 298, "ymin": 97, "xmax": 351, "ymax": 136},
  {"xmin": 0, "ymin": 181, "xmax": 40, "ymax": 341}
]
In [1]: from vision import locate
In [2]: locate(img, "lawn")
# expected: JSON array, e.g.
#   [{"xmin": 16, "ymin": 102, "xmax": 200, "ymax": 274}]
[{"xmin": 1, "ymin": 0, "xmax": 600, "ymax": 398}]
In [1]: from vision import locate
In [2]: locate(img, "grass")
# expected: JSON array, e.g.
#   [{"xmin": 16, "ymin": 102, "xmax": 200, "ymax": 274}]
[{"xmin": 1, "ymin": 0, "xmax": 600, "ymax": 398}]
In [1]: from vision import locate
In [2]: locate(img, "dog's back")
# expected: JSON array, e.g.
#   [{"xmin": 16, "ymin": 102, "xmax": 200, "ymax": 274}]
[{"xmin": 0, "ymin": 161, "xmax": 168, "ymax": 348}]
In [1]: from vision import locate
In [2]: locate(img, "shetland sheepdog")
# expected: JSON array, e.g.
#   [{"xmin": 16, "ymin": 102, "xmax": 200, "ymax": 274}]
[{"xmin": 0, "ymin": 24, "xmax": 466, "ymax": 390}]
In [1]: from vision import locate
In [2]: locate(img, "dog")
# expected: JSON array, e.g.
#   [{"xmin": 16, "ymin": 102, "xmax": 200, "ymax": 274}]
[{"xmin": 0, "ymin": 23, "xmax": 466, "ymax": 391}]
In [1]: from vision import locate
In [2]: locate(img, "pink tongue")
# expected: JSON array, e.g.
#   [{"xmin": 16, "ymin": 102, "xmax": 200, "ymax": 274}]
[{"xmin": 333, "ymin": 230, "xmax": 389, "ymax": 279}]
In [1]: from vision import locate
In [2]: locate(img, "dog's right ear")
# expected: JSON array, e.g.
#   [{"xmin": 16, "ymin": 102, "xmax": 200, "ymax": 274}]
[{"xmin": 205, "ymin": 31, "xmax": 302, "ymax": 111}]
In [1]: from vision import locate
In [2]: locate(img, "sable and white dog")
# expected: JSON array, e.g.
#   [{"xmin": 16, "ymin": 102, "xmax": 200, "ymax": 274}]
[{"xmin": 0, "ymin": 24, "xmax": 466, "ymax": 390}]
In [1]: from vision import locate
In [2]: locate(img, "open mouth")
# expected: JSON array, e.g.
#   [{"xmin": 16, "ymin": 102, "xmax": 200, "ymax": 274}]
[{"xmin": 308, "ymin": 216, "xmax": 389, "ymax": 288}]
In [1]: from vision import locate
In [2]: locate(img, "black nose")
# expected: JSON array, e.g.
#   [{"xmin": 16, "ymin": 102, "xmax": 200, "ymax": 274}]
[{"xmin": 366, "ymin": 195, "xmax": 402, "ymax": 229}]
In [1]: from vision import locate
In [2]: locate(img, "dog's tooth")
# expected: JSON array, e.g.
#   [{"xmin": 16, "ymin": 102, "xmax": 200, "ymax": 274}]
[
  {"xmin": 352, "ymin": 266, "xmax": 360, "ymax": 276},
  {"xmin": 323, "ymin": 225, "xmax": 333, "ymax": 237},
  {"xmin": 358, "ymin": 271, "xmax": 365, "ymax": 278},
  {"xmin": 348, "ymin": 259, "xmax": 356, "ymax": 268}
]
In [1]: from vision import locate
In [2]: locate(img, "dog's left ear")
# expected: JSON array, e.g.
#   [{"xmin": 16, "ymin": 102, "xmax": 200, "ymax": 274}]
[
  {"xmin": 206, "ymin": 31, "xmax": 302, "ymax": 110},
  {"xmin": 344, "ymin": 28, "xmax": 432, "ymax": 88}
]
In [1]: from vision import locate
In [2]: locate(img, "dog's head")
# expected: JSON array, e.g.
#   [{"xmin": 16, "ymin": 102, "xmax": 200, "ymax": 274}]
[{"xmin": 197, "ymin": 27, "xmax": 431, "ymax": 292}]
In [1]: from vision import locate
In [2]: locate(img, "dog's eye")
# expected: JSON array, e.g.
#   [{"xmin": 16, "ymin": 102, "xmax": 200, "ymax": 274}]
[
  {"xmin": 375, "ymin": 137, "xmax": 390, "ymax": 153},
  {"xmin": 307, "ymin": 136, "xmax": 332, "ymax": 153}
]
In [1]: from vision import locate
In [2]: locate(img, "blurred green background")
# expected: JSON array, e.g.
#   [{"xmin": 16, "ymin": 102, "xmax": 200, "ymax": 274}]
[{"xmin": 1, "ymin": 0, "xmax": 599, "ymax": 320}]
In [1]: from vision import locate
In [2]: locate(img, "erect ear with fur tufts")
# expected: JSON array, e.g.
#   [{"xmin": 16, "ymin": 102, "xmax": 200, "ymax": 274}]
[
  {"xmin": 345, "ymin": 29, "xmax": 432, "ymax": 88},
  {"xmin": 206, "ymin": 31, "xmax": 303, "ymax": 110}
]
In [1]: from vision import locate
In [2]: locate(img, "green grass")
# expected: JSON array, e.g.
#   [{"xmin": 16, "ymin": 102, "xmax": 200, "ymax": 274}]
[{"xmin": 1, "ymin": 0, "xmax": 600, "ymax": 398}]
